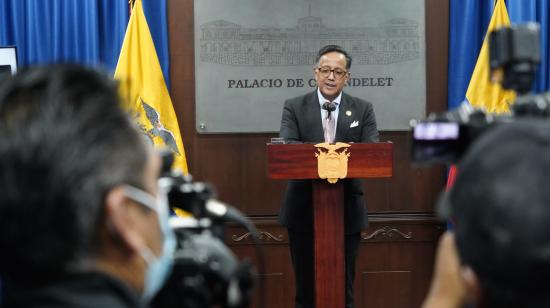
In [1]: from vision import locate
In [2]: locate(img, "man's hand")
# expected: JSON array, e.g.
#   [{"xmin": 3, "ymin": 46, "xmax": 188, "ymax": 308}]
[{"xmin": 422, "ymin": 231, "xmax": 467, "ymax": 308}]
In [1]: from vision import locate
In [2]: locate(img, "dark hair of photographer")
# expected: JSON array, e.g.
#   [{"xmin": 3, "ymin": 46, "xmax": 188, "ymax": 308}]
[
  {"xmin": 443, "ymin": 121, "xmax": 550, "ymax": 308},
  {"xmin": 0, "ymin": 65, "xmax": 169, "ymax": 307}
]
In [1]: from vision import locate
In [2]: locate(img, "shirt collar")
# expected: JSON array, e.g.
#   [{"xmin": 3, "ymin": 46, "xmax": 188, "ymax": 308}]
[{"xmin": 317, "ymin": 88, "xmax": 342, "ymax": 107}]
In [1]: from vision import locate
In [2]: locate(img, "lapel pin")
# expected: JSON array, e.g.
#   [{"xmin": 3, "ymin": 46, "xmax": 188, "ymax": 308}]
[{"xmin": 346, "ymin": 110, "xmax": 352, "ymax": 116}]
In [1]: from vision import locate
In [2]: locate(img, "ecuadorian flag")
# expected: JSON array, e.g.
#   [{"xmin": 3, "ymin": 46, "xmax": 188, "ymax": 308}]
[
  {"xmin": 465, "ymin": 0, "xmax": 515, "ymax": 113},
  {"xmin": 114, "ymin": 0, "xmax": 188, "ymax": 174},
  {"xmin": 447, "ymin": 0, "xmax": 514, "ymax": 188}
]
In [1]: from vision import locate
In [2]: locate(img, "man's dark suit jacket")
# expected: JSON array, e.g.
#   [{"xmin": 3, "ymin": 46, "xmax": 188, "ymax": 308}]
[{"xmin": 279, "ymin": 90, "xmax": 379, "ymax": 234}]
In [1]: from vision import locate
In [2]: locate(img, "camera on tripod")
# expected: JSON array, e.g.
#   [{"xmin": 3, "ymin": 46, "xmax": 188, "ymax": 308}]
[
  {"xmin": 151, "ymin": 153, "xmax": 262, "ymax": 308},
  {"xmin": 411, "ymin": 23, "xmax": 547, "ymax": 165}
]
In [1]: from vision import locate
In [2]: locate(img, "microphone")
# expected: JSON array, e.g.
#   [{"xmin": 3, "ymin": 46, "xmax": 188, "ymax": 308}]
[
  {"xmin": 322, "ymin": 101, "xmax": 336, "ymax": 118},
  {"xmin": 323, "ymin": 101, "xmax": 336, "ymax": 112},
  {"xmin": 205, "ymin": 199, "xmax": 248, "ymax": 225}
]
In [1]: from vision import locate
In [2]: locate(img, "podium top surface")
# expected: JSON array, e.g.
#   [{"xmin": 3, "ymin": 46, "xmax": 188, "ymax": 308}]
[{"xmin": 267, "ymin": 142, "xmax": 393, "ymax": 180}]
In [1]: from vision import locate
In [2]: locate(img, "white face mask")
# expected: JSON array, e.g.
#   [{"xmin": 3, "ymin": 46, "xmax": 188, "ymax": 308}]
[{"xmin": 123, "ymin": 184, "xmax": 176, "ymax": 301}]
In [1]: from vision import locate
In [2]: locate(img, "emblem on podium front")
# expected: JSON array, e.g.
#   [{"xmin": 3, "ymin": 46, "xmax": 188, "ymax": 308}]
[{"xmin": 314, "ymin": 142, "xmax": 351, "ymax": 184}]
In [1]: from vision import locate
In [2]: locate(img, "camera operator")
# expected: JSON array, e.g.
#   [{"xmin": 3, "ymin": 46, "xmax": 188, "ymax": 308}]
[
  {"xmin": 0, "ymin": 65, "xmax": 174, "ymax": 308},
  {"xmin": 423, "ymin": 121, "xmax": 550, "ymax": 308}
]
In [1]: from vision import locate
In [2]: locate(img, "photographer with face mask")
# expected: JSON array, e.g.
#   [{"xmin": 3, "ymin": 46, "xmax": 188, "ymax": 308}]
[{"xmin": 0, "ymin": 65, "xmax": 175, "ymax": 308}]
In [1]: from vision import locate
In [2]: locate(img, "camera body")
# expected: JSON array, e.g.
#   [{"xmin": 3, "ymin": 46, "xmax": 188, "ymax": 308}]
[
  {"xmin": 411, "ymin": 23, "xmax": 545, "ymax": 165},
  {"xmin": 151, "ymin": 162, "xmax": 255, "ymax": 308},
  {"xmin": 152, "ymin": 217, "xmax": 254, "ymax": 308}
]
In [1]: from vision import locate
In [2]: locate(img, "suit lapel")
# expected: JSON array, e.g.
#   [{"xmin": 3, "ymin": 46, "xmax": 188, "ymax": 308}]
[
  {"xmin": 304, "ymin": 91, "xmax": 324, "ymax": 142},
  {"xmin": 335, "ymin": 93, "xmax": 353, "ymax": 141}
]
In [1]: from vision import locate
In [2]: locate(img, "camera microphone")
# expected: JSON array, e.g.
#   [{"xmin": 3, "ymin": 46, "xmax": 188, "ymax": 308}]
[
  {"xmin": 205, "ymin": 199, "xmax": 248, "ymax": 225},
  {"xmin": 162, "ymin": 175, "xmax": 248, "ymax": 225}
]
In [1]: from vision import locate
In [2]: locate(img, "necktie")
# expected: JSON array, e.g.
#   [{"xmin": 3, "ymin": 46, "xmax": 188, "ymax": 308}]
[{"xmin": 323, "ymin": 102, "xmax": 336, "ymax": 143}]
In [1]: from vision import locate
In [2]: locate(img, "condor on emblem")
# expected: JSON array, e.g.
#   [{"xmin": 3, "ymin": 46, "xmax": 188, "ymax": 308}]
[{"xmin": 314, "ymin": 142, "xmax": 351, "ymax": 184}]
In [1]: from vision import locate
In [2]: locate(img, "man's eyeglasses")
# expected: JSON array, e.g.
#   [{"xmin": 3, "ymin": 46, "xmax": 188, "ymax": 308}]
[{"xmin": 316, "ymin": 66, "xmax": 348, "ymax": 80}]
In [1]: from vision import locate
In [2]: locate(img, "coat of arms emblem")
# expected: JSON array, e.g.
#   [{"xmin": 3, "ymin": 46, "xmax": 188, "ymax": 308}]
[{"xmin": 315, "ymin": 142, "xmax": 351, "ymax": 183}]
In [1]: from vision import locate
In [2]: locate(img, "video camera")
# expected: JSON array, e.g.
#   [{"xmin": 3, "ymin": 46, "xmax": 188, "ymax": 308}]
[
  {"xmin": 151, "ymin": 152, "xmax": 265, "ymax": 308},
  {"xmin": 411, "ymin": 23, "xmax": 547, "ymax": 165}
]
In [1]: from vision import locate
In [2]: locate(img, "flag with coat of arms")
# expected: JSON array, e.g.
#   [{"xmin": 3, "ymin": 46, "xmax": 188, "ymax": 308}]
[{"xmin": 114, "ymin": 0, "xmax": 188, "ymax": 174}]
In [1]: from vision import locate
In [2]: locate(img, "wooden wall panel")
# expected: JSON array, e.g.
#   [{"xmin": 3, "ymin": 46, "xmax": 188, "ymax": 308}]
[
  {"xmin": 241, "ymin": 135, "xmax": 287, "ymax": 215},
  {"xmin": 226, "ymin": 222, "xmax": 294, "ymax": 308},
  {"xmin": 359, "ymin": 271, "xmax": 412, "ymax": 308},
  {"xmin": 225, "ymin": 217, "xmax": 443, "ymax": 308},
  {"xmin": 359, "ymin": 217, "xmax": 444, "ymax": 307}
]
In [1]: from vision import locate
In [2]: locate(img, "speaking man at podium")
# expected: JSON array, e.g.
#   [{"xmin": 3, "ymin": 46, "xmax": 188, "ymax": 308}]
[{"xmin": 278, "ymin": 45, "xmax": 379, "ymax": 308}]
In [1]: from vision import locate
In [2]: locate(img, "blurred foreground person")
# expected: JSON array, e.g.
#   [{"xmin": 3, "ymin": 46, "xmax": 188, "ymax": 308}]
[
  {"xmin": 0, "ymin": 65, "xmax": 174, "ymax": 308},
  {"xmin": 423, "ymin": 121, "xmax": 550, "ymax": 308}
]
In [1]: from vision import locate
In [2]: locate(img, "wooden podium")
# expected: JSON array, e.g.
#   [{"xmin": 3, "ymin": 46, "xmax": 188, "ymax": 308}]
[{"xmin": 267, "ymin": 142, "xmax": 393, "ymax": 308}]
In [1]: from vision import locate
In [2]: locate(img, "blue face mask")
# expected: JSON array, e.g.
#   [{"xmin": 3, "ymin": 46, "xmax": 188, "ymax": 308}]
[{"xmin": 124, "ymin": 183, "xmax": 176, "ymax": 301}]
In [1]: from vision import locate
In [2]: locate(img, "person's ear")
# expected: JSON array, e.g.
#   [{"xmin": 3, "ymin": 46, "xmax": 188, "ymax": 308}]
[
  {"xmin": 460, "ymin": 265, "xmax": 482, "ymax": 305},
  {"xmin": 313, "ymin": 67, "xmax": 320, "ymax": 82},
  {"xmin": 104, "ymin": 186, "xmax": 145, "ymax": 254}
]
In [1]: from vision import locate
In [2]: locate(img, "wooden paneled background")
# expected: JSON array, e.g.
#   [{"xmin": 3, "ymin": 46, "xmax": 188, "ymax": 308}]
[{"xmin": 168, "ymin": 1, "xmax": 449, "ymax": 307}]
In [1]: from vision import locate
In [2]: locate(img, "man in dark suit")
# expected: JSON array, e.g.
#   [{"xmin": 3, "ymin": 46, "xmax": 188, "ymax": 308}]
[{"xmin": 279, "ymin": 45, "xmax": 379, "ymax": 308}]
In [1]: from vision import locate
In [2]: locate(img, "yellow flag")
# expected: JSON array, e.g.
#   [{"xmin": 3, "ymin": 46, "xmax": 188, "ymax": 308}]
[
  {"xmin": 448, "ymin": 0, "xmax": 514, "ymax": 189},
  {"xmin": 114, "ymin": 0, "xmax": 188, "ymax": 174},
  {"xmin": 466, "ymin": 0, "xmax": 516, "ymax": 114}
]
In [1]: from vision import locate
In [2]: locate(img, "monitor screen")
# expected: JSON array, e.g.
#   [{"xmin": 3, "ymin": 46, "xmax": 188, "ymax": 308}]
[{"xmin": 413, "ymin": 122, "xmax": 460, "ymax": 141}]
